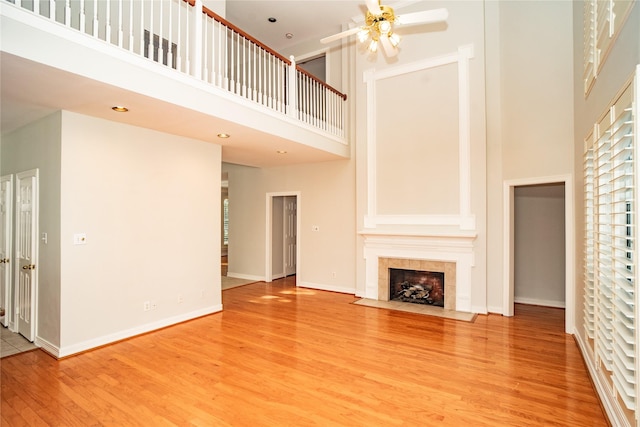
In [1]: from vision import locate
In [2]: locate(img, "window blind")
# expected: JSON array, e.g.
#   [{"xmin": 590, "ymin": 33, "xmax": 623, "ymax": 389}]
[
  {"xmin": 586, "ymin": 75, "xmax": 637, "ymax": 412},
  {"xmin": 584, "ymin": 134, "xmax": 596, "ymax": 341},
  {"xmin": 583, "ymin": 0, "xmax": 635, "ymax": 96}
]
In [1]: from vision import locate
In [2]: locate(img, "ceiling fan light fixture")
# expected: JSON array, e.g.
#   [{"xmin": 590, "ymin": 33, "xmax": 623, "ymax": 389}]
[
  {"xmin": 368, "ymin": 39, "xmax": 378, "ymax": 53},
  {"xmin": 357, "ymin": 28, "xmax": 370, "ymax": 43},
  {"xmin": 388, "ymin": 32, "xmax": 400, "ymax": 47},
  {"xmin": 378, "ymin": 20, "xmax": 391, "ymax": 35}
]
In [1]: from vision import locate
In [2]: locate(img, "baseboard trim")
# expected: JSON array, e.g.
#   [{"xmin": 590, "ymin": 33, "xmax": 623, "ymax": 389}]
[
  {"xmin": 297, "ymin": 281, "xmax": 355, "ymax": 295},
  {"xmin": 35, "ymin": 336, "xmax": 60, "ymax": 358},
  {"xmin": 226, "ymin": 272, "xmax": 264, "ymax": 282},
  {"xmin": 514, "ymin": 297, "xmax": 565, "ymax": 308},
  {"xmin": 57, "ymin": 305, "xmax": 223, "ymax": 358},
  {"xmin": 574, "ymin": 329, "xmax": 627, "ymax": 427}
]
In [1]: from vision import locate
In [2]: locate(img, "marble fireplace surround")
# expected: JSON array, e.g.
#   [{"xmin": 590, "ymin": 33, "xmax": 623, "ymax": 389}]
[{"xmin": 360, "ymin": 230, "xmax": 476, "ymax": 313}]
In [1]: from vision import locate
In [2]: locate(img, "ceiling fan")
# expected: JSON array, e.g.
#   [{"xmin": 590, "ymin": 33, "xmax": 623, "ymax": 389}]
[{"xmin": 320, "ymin": 0, "xmax": 448, "ymax": 57}]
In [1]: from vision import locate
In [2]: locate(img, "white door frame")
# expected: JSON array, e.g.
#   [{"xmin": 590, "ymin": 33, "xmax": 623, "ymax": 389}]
[
  {"xmin": 15, "ymin": 169, "xmax": 39, "ymax": 341},
  {"xmin": 266, "ymin": 191, "xmax": 300, "ymax": 283},
  {"xmin": 0, "ymin": 175, "xmax": 13, "ymax": 327},
  {"xmin": 503, "ymin": 174, "xmax": 574, "ymax": 333}
]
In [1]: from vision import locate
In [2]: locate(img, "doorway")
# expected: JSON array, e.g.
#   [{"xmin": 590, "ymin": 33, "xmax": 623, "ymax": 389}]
[
  {"xmin": 514, "ymin": 183, "xmax": 565, "ymax": 307},
  {"xmin": 503, "ymin": 175, "xmax": 574, "ymax": 333},
  {"xmin": 266, "ymin": 192, "xmax": 300, "ymax": 282}
]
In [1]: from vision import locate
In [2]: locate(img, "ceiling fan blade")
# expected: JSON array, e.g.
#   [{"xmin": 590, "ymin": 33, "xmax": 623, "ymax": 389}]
[
  {"xmin": 380, "ymin": 35, "xmax": 398, "ymax": 57},
  {"xmin": 320, "ymin": 26, "xmax": 364, "ymax": 44},
  {"xmin": 396, "ymin": 8, "xmax": 448, "ymax": 26},
  {"xmin": 365, "ymin": 0, "xmax": 382, "ymax": 15}
]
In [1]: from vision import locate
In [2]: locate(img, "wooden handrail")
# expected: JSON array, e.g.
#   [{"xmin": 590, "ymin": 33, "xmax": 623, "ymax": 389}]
[
  {"xmin": 183, "ymin": 0, "xmax": 348, "ymax": 101},
  {"xmin": 295, "ymin": 66, "xmax": 348, "ymax": 101}
]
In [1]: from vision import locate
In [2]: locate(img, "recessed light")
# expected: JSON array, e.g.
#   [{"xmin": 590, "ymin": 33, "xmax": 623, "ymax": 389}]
[
  {"xmin": 268, "ymin": 17, "xmax": 277, "ymax": 23},
  {"xmin": 217, "ymin": 133, "xmax": 230, "ymax": 139},
  {"xmin": 277, "ymin": 150, "xmax": 287, "ymax": 154},
  {"xmin": 112, "ymin": 106, "xmax": 129, "ymax": 112},
  {"xmin": 285, "ymin": 33, "xmax": 293, "ymax": 39}
]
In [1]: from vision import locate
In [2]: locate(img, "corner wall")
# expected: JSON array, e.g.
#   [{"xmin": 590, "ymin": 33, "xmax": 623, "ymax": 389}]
[{"xmin": 58, "ymin": 112, "xmax": 221, "ymax": 356}]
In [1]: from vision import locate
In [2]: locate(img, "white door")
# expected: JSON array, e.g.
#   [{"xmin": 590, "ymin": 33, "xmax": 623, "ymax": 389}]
[
  {"xmin": 284, "ymin": 196, "xmax": 297, "ymax": 277},
  {"xmin": 0, "ymin": 175, "xmax": 13, "ymax": 327},
  {"xmin": 15, "ymin": 170, "xmax": 38, "ymax": 342}
]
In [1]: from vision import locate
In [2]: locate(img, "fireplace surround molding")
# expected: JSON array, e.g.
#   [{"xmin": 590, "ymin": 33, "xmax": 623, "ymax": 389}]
[{"xmin": 359, "ymin": 229, "xmax": 477, "ymax": 313}]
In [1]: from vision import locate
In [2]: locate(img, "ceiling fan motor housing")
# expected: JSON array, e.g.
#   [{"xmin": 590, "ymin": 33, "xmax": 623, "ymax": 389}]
[{"xmin": 365, "ymin": 5, "xmax": 396, "ymax": 36}]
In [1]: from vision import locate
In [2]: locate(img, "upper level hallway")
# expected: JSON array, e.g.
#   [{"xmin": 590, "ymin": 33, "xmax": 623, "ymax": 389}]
[{"xmin": 0, "ymin": 0, "xmax": 350, "ymax": 167}]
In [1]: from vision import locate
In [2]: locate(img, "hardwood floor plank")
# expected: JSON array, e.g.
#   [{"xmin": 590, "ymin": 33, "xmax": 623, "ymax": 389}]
[{"xmin": 1, "ymin": 277, "xmax": 607, "ymax": 426}]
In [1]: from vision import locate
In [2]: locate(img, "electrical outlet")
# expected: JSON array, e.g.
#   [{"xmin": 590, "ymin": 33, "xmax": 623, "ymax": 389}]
[
  {"xmin": 332, "ymin": 272, "xmax": 337, "ymax": 278},
  {"xmin": 178, "ymin": 295, "xmax": 184, "ymax": 304},
  {"xmin": 151, "ymin": 301, "xmax": 157, "ymax": 310},
  {"xmin": 143, "ymin": 301, "xmax": 150, "ymax": 312}
]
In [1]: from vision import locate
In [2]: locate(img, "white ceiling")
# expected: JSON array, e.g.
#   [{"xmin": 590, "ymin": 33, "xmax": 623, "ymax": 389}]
[{"xmin": 225, "ymin": 0, "xmax": 364, "ymax": 52}]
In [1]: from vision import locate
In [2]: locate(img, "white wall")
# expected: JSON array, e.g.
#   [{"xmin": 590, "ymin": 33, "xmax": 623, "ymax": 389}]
[
  {"xmin": 58, "ymin": 112, "xmax": 221, "ymax": 356},
  {"xmin": 1, "ymin": 112, "xmax": 62, "ymax": 348},
  {"xmin": 514, "ymin": 184, "xmax": 565, "ymax": 307}
]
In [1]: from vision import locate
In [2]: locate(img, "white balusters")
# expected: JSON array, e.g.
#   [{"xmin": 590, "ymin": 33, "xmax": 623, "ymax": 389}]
[
  {"xmin": 9, "ymin": 0, "xmax": 346, "ymax": 138},
  {"xmin": 167, "ymin": 0, "xmax": 174, "ymax": 70},
  {"xmin": 117, "ymin": 0, "xmax": 123, "ymax": 48},
  {"xmin": 64, "ymin": 0, "xmax": 70, "ymax": 26},
  {"xmin": 128, "ymin": 0, "xmax": 134, "ymax": 53}
]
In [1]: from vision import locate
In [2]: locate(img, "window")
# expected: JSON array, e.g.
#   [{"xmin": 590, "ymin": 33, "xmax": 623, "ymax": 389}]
[
  {"xmin": 583, "ymin": 0, "xmax": 635, "ymax": 96},
  {"xmin": 584, "ymin": 73, "xmax": 636, "ymax": 412}
]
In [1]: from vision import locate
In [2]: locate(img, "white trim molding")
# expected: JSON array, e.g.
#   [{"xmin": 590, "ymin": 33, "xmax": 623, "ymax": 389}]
[
  {"xmin": 360, "ymin": 230, "xmax": 477, "ymax": 313},
  {"xmin": 363, "ymin": 45, "xmax": 476, "ymax": 230},
  {"xmin": 502, "ymin": 174, "xmax": 574, "ymax": 334}
]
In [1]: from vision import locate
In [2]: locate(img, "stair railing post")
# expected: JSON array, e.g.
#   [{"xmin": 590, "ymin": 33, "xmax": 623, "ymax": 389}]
[
  {"xmin": 288, "ymin": 55, "xmax": 297, "ymax": 118},
  {"xmin": 191, "ymin": 0, "xmax": 203, "ymax": 79}
]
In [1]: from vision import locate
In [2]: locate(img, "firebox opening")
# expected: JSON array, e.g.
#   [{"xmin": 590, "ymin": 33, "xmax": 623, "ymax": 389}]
[{"xmin": 389, "ymin": 268, "xmax": 445, "ymax": 307}]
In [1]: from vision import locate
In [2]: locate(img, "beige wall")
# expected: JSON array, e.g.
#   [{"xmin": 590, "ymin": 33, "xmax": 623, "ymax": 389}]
[
  {"xmin": 1, "ymin": 112, "xmax": 62, "ymax": 348},
  {"xmin": 485, "ymin": 0, "xmax": 574, "ymax": 312},
  {"xmin": 354, "ymin": 0, "xmax": 488, "ymax": 310},
  {"xmin": 58, "ymin": 112, "xmax": 221, "ymax": 355},
  {"xmin": 223, "ymin": 159, "xmax": 356, "ymax": 292}
]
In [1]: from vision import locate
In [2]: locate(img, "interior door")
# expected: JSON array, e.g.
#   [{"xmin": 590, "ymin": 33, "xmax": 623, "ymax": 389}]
[
  {"xmin": 15, "ymin": 169, "xmax": 38, "ymax": 342},
  {"xmin": 0, "ymin": 175, "xmax": 13, "ymax": 327},
  {"xmin": 284, "ymin": 196, "xmax": 297, "ymax": 277}
]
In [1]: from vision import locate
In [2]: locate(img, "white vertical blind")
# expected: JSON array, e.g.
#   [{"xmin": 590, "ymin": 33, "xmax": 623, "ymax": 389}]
[{"xmin": 586, "ymin": 76, "xmax": 636, "ymax": 413}]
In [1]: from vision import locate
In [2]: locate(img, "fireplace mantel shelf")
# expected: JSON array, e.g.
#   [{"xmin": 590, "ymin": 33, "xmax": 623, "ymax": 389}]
[{"xmin": 358, "ymin": 229, "xmax": 477, "ymax": 240}]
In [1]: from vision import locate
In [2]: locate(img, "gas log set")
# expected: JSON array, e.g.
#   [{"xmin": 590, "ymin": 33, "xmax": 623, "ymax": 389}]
[{"xmin": 389, "ymin": 269, "xmax": 445, "ymax": 307}]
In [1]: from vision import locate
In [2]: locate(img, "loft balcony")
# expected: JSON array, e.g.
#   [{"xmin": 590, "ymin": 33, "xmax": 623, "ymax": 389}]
[{"xmin": 0, "ymin": 0, "xmax": 349, "ymax": 167}]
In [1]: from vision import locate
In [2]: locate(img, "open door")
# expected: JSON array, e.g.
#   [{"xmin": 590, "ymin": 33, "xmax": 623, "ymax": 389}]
[
  {"xmin": 266, "ymin": 192, "xmax": 300, "ymax": 282},
  {"xmin": 15, "ymin": 169, "xmax": 38, "ymax": 342},
  {"xmin": 0, "ymin": 175, "xmax": 13, "ymax": 327},
  {"xmin": 284, "ymin": 196, "xmax": 297, "ymax": 277}
]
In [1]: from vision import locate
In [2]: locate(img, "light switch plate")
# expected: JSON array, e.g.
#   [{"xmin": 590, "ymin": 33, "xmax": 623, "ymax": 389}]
[{"xmin": 73, "ymin": 233, "xmax": 87, "ymax": 245}]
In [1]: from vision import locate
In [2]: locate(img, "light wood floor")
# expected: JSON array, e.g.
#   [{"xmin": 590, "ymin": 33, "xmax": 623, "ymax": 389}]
[{"xmin": 1, "ymin": 277, "xmax": 607, "ymax": 426}]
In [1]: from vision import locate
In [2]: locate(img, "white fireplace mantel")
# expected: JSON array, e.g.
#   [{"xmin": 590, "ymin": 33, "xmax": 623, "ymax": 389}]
[{"xmin": 359, "ymin": 229, "xmax": 477, "ymax": 313}]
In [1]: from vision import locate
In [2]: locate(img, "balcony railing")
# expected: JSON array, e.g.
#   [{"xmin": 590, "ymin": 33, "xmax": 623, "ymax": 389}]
[{"xmin": 6, "ymin": 0, "xmax": 347, "ymax": 139}]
